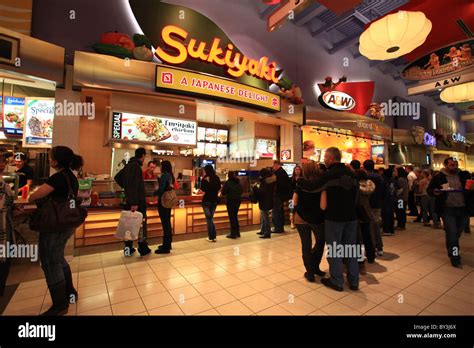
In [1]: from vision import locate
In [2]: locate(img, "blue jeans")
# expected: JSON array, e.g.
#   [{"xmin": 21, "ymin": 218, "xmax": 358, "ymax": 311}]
[
  {"xmin": 442, "ymin": 207, "xmax": 467, "ymax": 261},
  {"xmin": 429, "ymin": 196, "xmax": 440, "ymax": 224},
  {"xmin": 260, "ymin": 210, "xmax": 271, "ymax": 236},
  {"xmin": 39, "ymin": 228, "xmax": 75, "ymax": 287},
  {"xmin": 272, "ymin": 195, "xmax": 285, "ymax": 232},
  {"xmin": 325, "ymin": 220, "xmax": 359, "ymax": 288},
  {"xmin": 202, "ymin": 202, "xmax": 217, "ymax": 240}
]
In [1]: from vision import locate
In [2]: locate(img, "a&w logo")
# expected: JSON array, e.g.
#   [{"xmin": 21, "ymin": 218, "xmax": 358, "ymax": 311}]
[{"xmin": 321, "ymin": 91, "xmax": 356, "ymax": 111}]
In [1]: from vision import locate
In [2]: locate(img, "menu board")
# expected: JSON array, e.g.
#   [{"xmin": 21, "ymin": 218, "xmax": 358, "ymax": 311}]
[
  {"xmin": 205, "ymin": 143, "xmax": 217, "ymax": 157},
  {"xmin": 197, "ymin": 127, "xmax": 206, "ymax": 141},
  {"xmin": 371, "ymin": 145, "xmax": 385, "ymax": 164},
  {"xmin": 3, "ymin": 96, "xmax": 25, "ymax": 136},
  {"xmin": 23, "ymin": 98, "xmax": 55, "ymax": 148},
  {"xmin": 193, "ymin": 142, "xmax": 205, "ymax": 156},
  {"xmin": 256, "ymin": 139, "xmax": 277, "ymax": 159},
  {"xmin": 112, "ymin": 111, "xmax": 197, "ymax": 146},
  {"xmin": 205, "ymin": 128, "xmax": 217, "ymax": 142},
  {"xmin": 216, "ymin": 130, "xmax": 228, "ymax": 144},
  {"xmin": 216, "ymin": 144, "xmax": 228, "ymax": 158},
  {"xmin": 341, "ymin": 151, "xmax": 353, "ymax": 164}
]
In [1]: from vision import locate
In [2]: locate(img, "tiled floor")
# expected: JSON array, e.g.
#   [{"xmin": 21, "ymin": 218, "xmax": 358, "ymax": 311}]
[{"xmin": 2, "ymin": 220, "xmax": 473, "ymax": 316}]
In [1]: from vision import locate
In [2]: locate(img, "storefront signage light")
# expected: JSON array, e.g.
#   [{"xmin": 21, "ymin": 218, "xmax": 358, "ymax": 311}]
[
  {"xmin": 452, "ymin": 132, "xmax": 466, "ymax": 143},
  {"xmin": 156, "ymin": 65, "xmax": 281, "ymax": 112},
  {"xmin": 423, "ymin": 132, "xmax": 436, "ymax": 147},
  {"xmin": 155, "ymin": 25, "xmax": 279, "ymax": 84},
  {"xmin": 321, "ymin": 90, "xmax": 356, "ymax": 111}
]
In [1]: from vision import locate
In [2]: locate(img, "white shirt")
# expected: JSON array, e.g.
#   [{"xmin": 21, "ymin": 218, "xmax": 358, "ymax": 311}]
[{"xmin": 407, "ymin": 171, "xmax": 417, "ymax": 190}]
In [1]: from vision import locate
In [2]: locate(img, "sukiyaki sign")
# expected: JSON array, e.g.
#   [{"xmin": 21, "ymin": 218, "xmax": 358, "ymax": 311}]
[{"xmin": 155, "ymin": 25, "xmax": 280, "ymax": 84}]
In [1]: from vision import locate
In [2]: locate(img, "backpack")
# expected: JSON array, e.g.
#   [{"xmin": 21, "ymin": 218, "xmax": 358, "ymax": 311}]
[{"xmin": 114, "ymin": 167, "xmax": 126, "ymax": 188}]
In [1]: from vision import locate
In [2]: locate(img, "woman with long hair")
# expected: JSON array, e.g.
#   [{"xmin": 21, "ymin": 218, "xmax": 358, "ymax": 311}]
[
  {"xmin": 290, "ymin": 165, "xmax": 303, "ymax": 229},
  {"xmin": 155, "ymin": 160, "xmax": 175, "ymax": 254},
  {"xmin": 201, "ymin": 165, "xmax": 222, "ymax": 242},
  {"xmin": 293, "ymin": 161, "xmax": 326, "ymax": 282},
  {"xmin": 222, "ymin": 171, "xmax": 243, "ymax": 239},
  {"xmin": 29, "ymin": 146, "xmax": 83, "ymax": 315}
]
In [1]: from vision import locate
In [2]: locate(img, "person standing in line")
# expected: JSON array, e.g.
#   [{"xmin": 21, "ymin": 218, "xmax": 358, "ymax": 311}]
[
  {"xmin": 221, "ymin": 171, "xmax": 243, "ymax": 239},
  {"xmin": 155, "ymin": 160, "xmax": 175, "ymax": 254},
  {"xmin": 454, "ymin": 161, "xmax": 472, "ymax": 234},
  {"xmin": 428, "ymin": 157, "xmax": 473, "ymax": 267},
  {"xmin": 354, "ymin": 169, "xmax": 376, "ymax": 269},
  {"xmin": 407, "ymin": 165, "xmax": 419, "ymax": 217},
  {"xmin": 293, "ymin": 161, "xmax": 326, "ymax": 282},
  {"xmin": 290, "ymin": 165, "xmax": 303, "ymax": 229},
  {"xmin": 254, "ymin": 168, "xmax": 276, "ymax": 239},
  {"xmin": 362, "ymin": 160, "xmax": 384, "ymax": 257},
  {"xmin": 0, "ymin": 156, "xmax": 13, "ymax": 297},
  {"xmin": 298, "ymin": 147, "xmax": 359, "ymax": 292},
  {"xmin": 394, "ymin": 166, "xmax": 409, "ymax": 230},
  {"xmin": 381, "ymin": 168, "xmax": 396, "ymax": 237},
  {"xmin": 413, "ymin": 168, "xmax": 423, "ymax": 223},
  {"xmin": 28, "ymin": 146, "xmax": 83, "ymax": 315},
  {"xmin": 271, "ymin": 160, "xmax": 291, "ymax": 233},
  {"xmin": 201, "ymin": 165, "xmax": 222, "ymax": 242},
  {"xmin": 350, "ymin": 160, "xmax": 361, "ymax": 172},
  {"xmin": 429, "ymin": 169, "xmax": 443, "ymax": 229},
  {"xmin": 419, "ymin": 170, "xmax": 433, "ymax": 227}
]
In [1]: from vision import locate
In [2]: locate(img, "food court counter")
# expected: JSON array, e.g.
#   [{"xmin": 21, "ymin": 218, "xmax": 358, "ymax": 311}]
[{"xmin": 75, "ymin": 195, "xmax": 262, "ymax": 247}]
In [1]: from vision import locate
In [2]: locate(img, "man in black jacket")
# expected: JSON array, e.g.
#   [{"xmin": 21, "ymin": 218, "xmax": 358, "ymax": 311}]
[
  {"xmin": 272, "ymin": 160, "xmax": 291, "ymax": 233},
  {"xmin": 298, "ymin": 147, "xmax": 359, "ymax": 292},
  {"xmin": 428, "ymin": 157, "xmax": 472, "ymax": 267},
  {"xmin": 122, "ymin": 148, "xmax": 151, "ymax": 256}
]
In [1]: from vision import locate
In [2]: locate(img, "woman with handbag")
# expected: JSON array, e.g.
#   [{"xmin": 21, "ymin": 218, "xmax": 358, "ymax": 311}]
[
  {"xmin": 29, "ymin": 146, "xmax": 84, "ymax": 316},
  {"xmin": 155, "ymin": 160, "xmax": 175, "ymax": 254},
  {"xmin": 292, "ymin": 161, "xmax": 326, "ymax": 282}
]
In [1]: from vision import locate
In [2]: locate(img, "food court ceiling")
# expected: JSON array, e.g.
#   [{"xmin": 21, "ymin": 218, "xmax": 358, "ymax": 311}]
[{"xmin": 257, "ymin": 0, "xmax": 474, "ymax": 110}]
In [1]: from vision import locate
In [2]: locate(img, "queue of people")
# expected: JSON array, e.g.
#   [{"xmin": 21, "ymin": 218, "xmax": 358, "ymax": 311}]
[{"xmin": 3, "ymin": 144, "xmax": 470, "ymax": 317}]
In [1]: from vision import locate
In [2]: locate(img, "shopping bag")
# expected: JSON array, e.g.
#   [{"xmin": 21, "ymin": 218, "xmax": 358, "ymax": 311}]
[{"xmin": 114, "ymin": 210, "xmax": 143, "ymax": 241}]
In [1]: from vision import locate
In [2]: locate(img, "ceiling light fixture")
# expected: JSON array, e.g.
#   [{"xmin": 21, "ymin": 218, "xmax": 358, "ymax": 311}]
[
  {"xmin": 359, "ymin": 11, "xmax": 432, "ymax": 60},
  {"xmin": 440, "ymin": 82, "xmax": 474, "ymax": 103}
]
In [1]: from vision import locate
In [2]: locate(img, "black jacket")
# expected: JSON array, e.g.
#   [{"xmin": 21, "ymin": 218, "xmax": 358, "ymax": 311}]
[
  {"xmin": 427, "ymin": 169, "xmax": 473, "ymax": 215},
  {"xmin": 222, "ymin": 179, "xmax": 242, "ymax": 202},
  {"xmin": 295, "ymin": 179, "xmax": 324, "ymax": 225},
  {"xmin": 367, "ymin": 172, "xmax": 384, "ymax": 209},
  {"xmin": 255, "ymin": 175, "xmax": 276, "ymax": 211},
  {"xmin": 298, "ymin": 163, "xmax": 358, "ymax": 222},
  {"xmin": 124, "ymin": 157, "xmax": 145, "ymax": 205},
  {"xmin": 274, "ymin": 167, "xmax": 292, "ymax": 201},
  {"xmin": 201, "ymin": 175, "xmax": 222, "ymax": 203}
]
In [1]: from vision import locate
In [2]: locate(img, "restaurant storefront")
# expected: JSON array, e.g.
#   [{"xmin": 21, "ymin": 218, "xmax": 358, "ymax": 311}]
[
  {"xmin": 69, "ymin": 19, "xmax": 303, "ymax": 246},
  {"xmin": 0, "ymin": 26, "xmax": 65, "ymax": 194},
  {"xmin": 303, "ymin": 106, "xmax": 391, "ymax": 166}
]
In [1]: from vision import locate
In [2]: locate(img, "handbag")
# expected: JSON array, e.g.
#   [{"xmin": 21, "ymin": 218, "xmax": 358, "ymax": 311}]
[
  {"xmin": 114, "ymin": 210, "xmax": 143, "ymax": 240},
  {"xmin": 161, "ymin": 185, "xmax": 177, "ymax": 208},
  {"xmin": 29, "ymin": 172, "xmax": 88, "ymax": 231}
]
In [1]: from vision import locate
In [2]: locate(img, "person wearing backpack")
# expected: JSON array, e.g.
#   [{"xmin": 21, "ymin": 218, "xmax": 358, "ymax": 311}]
[
  {"xmin": 272, "ymin": 160, "xmax": 291, "ymax": 233},
  {"xmin": 28, "ymin": 146, "xmax": 83, "ymax": 315},
  {"xmin": 201, "ymin": 165, "xmax": 221, "ymax": 242},
  {"xmin": 221, "ymin": 171, "xmax": 243, "ymax": 239},
  {"xmin": 155, "ymin": 160, "xmax": 175, "ymax": 254},
  {"xmin": 117, "ymin": 148, "xmax": 151, "ymax": 257}
]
